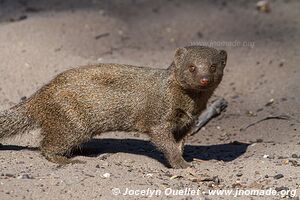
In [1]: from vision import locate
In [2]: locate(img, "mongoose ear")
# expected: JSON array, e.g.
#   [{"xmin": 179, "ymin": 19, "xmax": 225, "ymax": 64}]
[
  {"xmin": 174, "ymin": 48, "xmax": 188, "ymax": 66},
  {"xmin": 219, "ymin": 50, "xmax": 227, "ymax": 67}
]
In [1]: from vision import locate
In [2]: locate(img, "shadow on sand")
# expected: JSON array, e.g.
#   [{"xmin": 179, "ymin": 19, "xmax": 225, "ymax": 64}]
[{"xmin": 1, "ymin": 138, "xmax": 250, "ymax": 167}]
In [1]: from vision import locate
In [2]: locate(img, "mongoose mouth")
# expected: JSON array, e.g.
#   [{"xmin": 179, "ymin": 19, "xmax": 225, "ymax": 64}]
[{"xmin": 198, "ymin": 86, "xmax": 214, "ymax": 91}]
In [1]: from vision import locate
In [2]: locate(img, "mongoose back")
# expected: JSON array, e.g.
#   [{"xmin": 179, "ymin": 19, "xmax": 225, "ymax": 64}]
[{"xmin": 0, "ymin": 46, "xmax": 227, "ymax": 168}]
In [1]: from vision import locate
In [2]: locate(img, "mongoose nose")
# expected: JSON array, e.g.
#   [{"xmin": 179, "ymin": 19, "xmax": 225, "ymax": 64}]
[{"xmin": 200, "ymin": 77, "xmax": 210, "ymax": 86}]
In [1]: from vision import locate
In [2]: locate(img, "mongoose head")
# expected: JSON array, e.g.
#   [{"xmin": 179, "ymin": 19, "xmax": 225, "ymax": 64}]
[{"xmin": 173, "ymin": 46, "xmax": 227, "ymax": 91}]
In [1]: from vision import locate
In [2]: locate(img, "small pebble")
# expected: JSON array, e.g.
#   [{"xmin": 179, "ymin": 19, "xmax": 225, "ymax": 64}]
[
  {"xmin": 291, "ymin": 154, "xmax": 299, "ymax": 158},
  {"xmin": 247, "ymin": 110, "xmax": 257, "ymax": 117},
  {"xmin": 102, "ymin": 173, "xmax": 110, "ymax": 178},
  {"xmin": 20, "ymin": 96, "xmax": 27, "ymax": 101},
  {"xmin": 265, "ymin": 98, "xmax": 274, "ymax": 106},
  {"xmin": 17, "ymin": 174, "xmax": 34, "ymax": 179},
  {"xmin": 99, "ymin": 153, "xmax": 111, "ymax": 160},
  {"xmin": 289, "ymin": 160, "xmax": 299, "ymax": 167},
  {"xmin": 146, "ymin": 173, "xmax": 153, "ymax": 177},
  {"xmin": 268, "ymin": 155, "xmax": 275, "ymax": 159},
  {"xmin": 275, "ymin": 186, "xmax": 289, "ymax": 192},
  {"xmin": 197, "ymin": 31, "xmax": 203, "ymax": 38},
  {"xmin": 256, "ymin": 139, "xmax": 263, "ymax": 143},
  {"xmin": 256, "ymin": 0, "xmax": 270, "ymax": 13},
  {"xmin": 236, "ymin": 172, "xmax": 243, "ymax": 177},
  {"xmin": 274, "ymin": 174, "xmax": 284, "ymax": 179},
  {"xmin": 283, "ymin": 159, "xmax": 290, "ymax": 164},
  {"xmin": 213, "ymin": 176, "xmax": 220, "ymax": 184},
  {"xmin": 263, "ymin": 154, "xmax": 269, "ymax": 158},
  {"xmin": 278, "ymin": 156, "xmax": 288, "ymax": 159},
  {"xmin": 279, "ymin": 61, "xmax": 284, "ymax": 67},
  {"xmin": 3, "ymin": 173, "xmax": 15, "ymax": 178}
]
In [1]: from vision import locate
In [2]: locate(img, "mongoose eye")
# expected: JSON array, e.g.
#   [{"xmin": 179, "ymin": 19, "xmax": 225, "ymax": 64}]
[
  {"xmin": 188, "ymin": 65, "xmax": 196, "ymax": 72},
  {"xmin": 210, "ymin": 64, "xmax": 217, "ymax": 72}
]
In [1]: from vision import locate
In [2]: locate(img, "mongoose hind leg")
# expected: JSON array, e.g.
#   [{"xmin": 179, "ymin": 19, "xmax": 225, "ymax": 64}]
[
  {"xmin": 40, "ymin": 129, "xmax": 89, "ymax": 165},
  {"xmin": 39, "ymin": 91, "xmax": 91, "ymax": 165},
  {"xmin": 39, "ymin": 121, "xmax": 90, "ymax": 165},
  {"xmin": 40, "ymin": 128, "xmax": 89, "ymax": 165},
  {"xmin": 42, "ymin": 152, "xmax": 86, "ymax": 165}
]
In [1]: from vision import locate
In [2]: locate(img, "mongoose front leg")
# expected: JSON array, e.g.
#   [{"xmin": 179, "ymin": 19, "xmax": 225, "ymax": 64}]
[{"xmin": 151, "ymin": 131, "xmax": 190, "ymax": 169}]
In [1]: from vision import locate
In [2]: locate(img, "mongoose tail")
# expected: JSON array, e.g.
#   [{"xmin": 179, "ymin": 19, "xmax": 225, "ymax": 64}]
[{"xmin": 0, "ymin": 103, "xmax": 35, "ymax": 139}]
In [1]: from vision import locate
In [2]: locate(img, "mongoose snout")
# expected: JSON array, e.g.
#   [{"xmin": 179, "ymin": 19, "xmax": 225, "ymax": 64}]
[{"xmin": 199, "ymin": 77, "xmax": 210, "ymax": 86}]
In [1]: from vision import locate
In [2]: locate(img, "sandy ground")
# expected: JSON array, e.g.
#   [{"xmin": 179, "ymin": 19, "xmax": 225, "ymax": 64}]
[{"xmin": 0, "ymin": 0, "xmax": 299, "ymax": 199}]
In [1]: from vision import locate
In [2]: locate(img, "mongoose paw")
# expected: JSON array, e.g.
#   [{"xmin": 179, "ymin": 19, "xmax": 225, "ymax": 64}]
[
  {"xmin": 69, "ymin": 159, "xmax": 87, "ymax": 165},
  {"xmin": 43, "ymin": 153, "xmax": 86, "ymax": 165},
  {"xmin": 171, "ymin": 160, "xmax": 191, "ymax": 169}
]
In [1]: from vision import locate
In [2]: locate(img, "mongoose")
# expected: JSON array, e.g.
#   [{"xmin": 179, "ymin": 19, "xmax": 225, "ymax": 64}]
[{"xmin": 0, "ymin": 46, "xmax": 227, "ymax": 169}]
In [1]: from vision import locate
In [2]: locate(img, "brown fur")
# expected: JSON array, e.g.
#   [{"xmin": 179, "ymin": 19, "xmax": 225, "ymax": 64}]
[{"xmin": 0, "ymin": 46, "xmax": 227, "ymax": 168}]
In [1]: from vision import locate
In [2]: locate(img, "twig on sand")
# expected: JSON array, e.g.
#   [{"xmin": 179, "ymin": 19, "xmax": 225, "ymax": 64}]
[
  {"xmin": 95, "ymin": 33, "xmax": 110, "ymax": 40},
  {"xmin": 240, "ymin": 114, "xmax": 291, "ymax": 132},
  {"xmin": 191, "ymin": 98, "xmax": 228, "ymax": 135}
]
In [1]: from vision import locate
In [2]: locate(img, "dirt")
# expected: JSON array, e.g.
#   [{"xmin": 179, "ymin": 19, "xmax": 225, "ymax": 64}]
[{"xmin": 0, "ymin": 0, "xmax": 299, "ymax": 199}]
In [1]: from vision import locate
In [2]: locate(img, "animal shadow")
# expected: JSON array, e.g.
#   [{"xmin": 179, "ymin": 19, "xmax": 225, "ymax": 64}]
[
  {"xmin": 74, "ymin": 138, "xmax": 250, "ymax": 166},
  {"xmin": 0, "ymin": 139, "xmax": 249, "ymax": 166}
]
